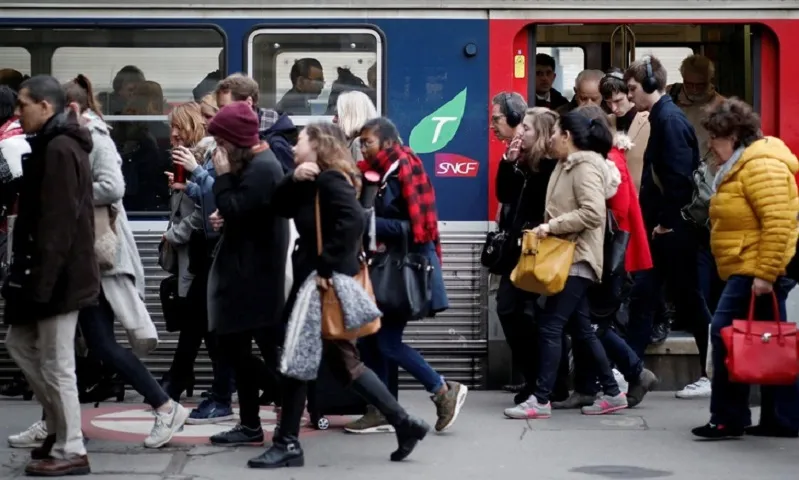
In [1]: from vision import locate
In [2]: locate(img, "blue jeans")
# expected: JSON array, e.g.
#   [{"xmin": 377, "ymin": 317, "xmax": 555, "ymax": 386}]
[
  {"xmin": 709, "ymin": 275, "xmax": 799, "ymax": 428},
  {"xmin": 360, "ymin": 319, "xmax": 444, "ymax": 394},
  {"xmin": 534, "ymin": 276, "xmax": 620, "ymax": 403},
  {"xmin": 79, "ymin": 290, "xmax": 171, "ymax": 409},
  {"xmin": 575, "ymin": 325, "xmax": 644, "ymax": 395}
]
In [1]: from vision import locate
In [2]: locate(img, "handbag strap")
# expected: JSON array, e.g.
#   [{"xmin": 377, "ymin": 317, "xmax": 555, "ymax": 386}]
[
  {"xmin": 746, "ymin": 291, "xmax": 783, "ymax": 340},
  {"xmin": 166, "ymin": 191, "xmax": 184, "ymax": 232},
  {"xmin": 315, "ymin": 192, "xmax": 323, "ymax": 255},
  {"xmin": 314, "ymin": 171, "xmax": 365, "ymax": 258},
  {"xmin": 504, "ymin": 165, "xmax": 528, "ymax": 231}
]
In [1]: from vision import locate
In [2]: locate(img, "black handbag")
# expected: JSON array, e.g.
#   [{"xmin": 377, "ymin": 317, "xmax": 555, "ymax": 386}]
[
  {"xmin": 589, "ymin": 210, "xmax": 632, "ymax": 318},
  {"xmin": 481, "ymin": 176, "xmax": 527, "ymax": 275},
  {"xmin": 369, "ymin": 222, "xmax": 433, "ymax": 321},
  {"xmin": 159, "ymin": 275, "xmax": 182, "ymax": 332}
]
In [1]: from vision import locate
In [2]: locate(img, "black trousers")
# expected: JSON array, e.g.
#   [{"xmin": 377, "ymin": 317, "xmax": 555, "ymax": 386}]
[{"xmin": 217, "ymin": 326, "xmax": 284, "ymax": 429}]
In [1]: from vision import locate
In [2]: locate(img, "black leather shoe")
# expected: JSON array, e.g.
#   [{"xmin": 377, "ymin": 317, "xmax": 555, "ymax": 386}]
[{"xmin": 247, "ymin": 441, "xmax": 304, "ymax": 469}]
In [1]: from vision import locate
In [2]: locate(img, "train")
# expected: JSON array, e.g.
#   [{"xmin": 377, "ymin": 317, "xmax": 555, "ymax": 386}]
[{"xmin": 1, "ymin": 0, "xmax": 797, "ymax": 390}]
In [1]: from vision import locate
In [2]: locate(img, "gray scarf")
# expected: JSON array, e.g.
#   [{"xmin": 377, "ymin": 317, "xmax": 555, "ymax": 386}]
[{"xmin": 712, "ymin": 146, "xmax": 746, "ymax": 193}]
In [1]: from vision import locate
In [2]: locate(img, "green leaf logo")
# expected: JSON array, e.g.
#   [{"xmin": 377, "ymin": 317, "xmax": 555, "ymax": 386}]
[{"xmin": 408, "ymin": 87, "xmax": 467, "ymax": 154}]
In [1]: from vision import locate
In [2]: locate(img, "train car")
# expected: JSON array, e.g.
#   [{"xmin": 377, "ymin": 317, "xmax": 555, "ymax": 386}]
[{"xmin": 0, "ymin": 0, "xmax": 797, "ymax": 391}]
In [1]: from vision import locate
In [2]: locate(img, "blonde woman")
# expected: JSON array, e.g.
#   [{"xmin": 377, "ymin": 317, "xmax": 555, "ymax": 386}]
[
  {"xmin": 252, "ymin": 122, "xmax": 429, "ymax": 469},
  {"xmin": 335, "ymin": 90, "xmax": 379, "ymax": 161},
  {"xmin": 492, "ymin": 108, "xmax": 559, "ymax": 408}
]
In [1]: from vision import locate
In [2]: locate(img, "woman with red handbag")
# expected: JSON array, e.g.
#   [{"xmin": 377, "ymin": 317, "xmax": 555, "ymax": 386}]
[{"xmin": 691, "ymin": 98, "xmax": 799, "ymax": 439}]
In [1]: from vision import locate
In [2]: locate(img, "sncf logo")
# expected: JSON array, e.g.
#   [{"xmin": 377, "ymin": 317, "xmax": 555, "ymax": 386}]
[{"xmin": 434, "ymin": 153, "xmax": 480, "ymax": 178}]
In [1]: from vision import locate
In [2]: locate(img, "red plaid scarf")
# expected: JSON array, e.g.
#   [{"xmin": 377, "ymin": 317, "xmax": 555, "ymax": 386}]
[{"xmin": 361, "ymin": 145, "xmax": 442, "ymax": 261}]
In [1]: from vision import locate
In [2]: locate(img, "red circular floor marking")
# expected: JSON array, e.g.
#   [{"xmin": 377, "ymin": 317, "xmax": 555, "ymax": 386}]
[{"xmin": 81, "ymin": 405, "xmax": 350, "ymax": 444}]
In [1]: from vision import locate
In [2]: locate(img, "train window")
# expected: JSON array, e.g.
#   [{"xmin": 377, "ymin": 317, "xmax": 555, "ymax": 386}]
[
  {"xmin": 0, "ymin": 27, "xmax": 227, "ymax": 216},
  {"xmin": 636, "ymin": 47, "xmax": 695, "ymax": 88},
  {"xmin": 0, "ymin": 47, "xmax": 31, "ymax": 85},
  {"xmin": 536, "ymin": 47, "xmax": 585, "ymax": 101},
  {"xmin": 247, "ymin": 28, "xmax": 381, "ymax": 125}
]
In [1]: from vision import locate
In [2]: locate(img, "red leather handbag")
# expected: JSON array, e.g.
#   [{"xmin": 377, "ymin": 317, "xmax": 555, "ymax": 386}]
[{"xmin": 721, "ymin": 292, "xmax": 799, "ymax": 385}]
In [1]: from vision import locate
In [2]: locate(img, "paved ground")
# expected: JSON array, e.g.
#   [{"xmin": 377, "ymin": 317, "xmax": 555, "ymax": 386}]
[{"xmin": 0, "ymin": 391, "xmax": 796, "ymax": 479}]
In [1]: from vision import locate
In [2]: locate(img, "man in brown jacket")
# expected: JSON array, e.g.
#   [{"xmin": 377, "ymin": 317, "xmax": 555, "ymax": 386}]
[{"xmin": 2, "ymin": 75, "xmax": 99, "ymax": 476}]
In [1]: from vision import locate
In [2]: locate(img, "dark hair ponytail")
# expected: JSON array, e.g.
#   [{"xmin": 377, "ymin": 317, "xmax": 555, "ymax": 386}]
[
  {"xmin": 63, "ymin": 74, "xmax": 103, "ymax": 118},
  {"xmin": 559, "ymin": 108, "xmax": 613, "ymax": 157}
]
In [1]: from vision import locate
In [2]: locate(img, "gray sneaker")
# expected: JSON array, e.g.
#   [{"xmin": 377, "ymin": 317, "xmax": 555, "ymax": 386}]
[
  {"xmin": 581, "ymin": 393, "xmax": 628, "ymax": 415},
  {"xmin": 627, "ymin": 369, "xmax": 658, "ymax": 408},
  {"xmin": 344, "ymin": 405, "xmax": 395, "ymax": 434},
  {"xmin": 552, "ymin": 392, "xmax": 597, "ymax": 409},
  {"xmin": 144, "ymin": 402, "xmax": 189, "ymax": 448}
]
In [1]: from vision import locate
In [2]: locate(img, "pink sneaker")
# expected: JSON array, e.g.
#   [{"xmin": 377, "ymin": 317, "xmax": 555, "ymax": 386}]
[
  {"xmin": 581, "ymin": 393, "xmax": 628, "ymax": 415},
  {"xmin": 504, "ymin": 400, "xmax": 552, "ymax": 419}
]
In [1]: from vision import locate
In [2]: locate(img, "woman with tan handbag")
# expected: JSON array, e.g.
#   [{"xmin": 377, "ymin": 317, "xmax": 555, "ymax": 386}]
[
  {"xmin": 251, "ymin": 122, "xmax": 429, "ymax": 470},
  {"xmin": 505, "ymin": 109, "xmax": 628, "ymax": 420}
]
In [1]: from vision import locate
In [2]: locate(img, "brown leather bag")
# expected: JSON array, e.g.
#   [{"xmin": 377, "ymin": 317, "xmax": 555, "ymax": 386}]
[{"xmin": 315, "ymin": 191, "xmax": 381, "ymax": 340}]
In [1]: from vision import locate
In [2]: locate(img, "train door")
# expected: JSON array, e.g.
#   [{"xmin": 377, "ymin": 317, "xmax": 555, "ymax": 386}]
[{"xmin": 486, "ymin": 18, "xmax": 781, "ymax": 388}]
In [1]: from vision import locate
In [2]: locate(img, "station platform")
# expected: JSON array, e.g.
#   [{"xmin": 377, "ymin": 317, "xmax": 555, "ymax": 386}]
[{"xmin": 1, "ymin": 391, "xmax": 796, "ymax": 479}]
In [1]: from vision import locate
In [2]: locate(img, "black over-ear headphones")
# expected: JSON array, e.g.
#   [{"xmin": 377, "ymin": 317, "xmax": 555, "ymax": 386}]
[
  {"xmin": 503, "ymin": 93, "xmax": 522, "ymax": 128},
  {"xmin": 641, "ymin": 56, "xmax": 658, "ymax": 94}
]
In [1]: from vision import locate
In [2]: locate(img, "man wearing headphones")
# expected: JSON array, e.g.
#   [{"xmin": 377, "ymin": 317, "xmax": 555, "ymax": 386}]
[{"xmin": 623, "ymin": 56, "xmax": 713, "ymax": 397}]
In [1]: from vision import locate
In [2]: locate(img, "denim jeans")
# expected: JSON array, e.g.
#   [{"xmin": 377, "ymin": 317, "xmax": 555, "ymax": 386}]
[
  {"xmin": 709, "ymin": 275, "xmax": 799, "ymax": 428},
  {"xmin": 533, "ymin": 275, "xmax": 620, "ymax": 404},
  {"xmin": 360, "ymin": 319, "xmax": 444, "ymax": 394},
  {"xmin": 574, "ymin": 325, "xmax": 644, "ymax": 395},
  {"xmin": 78, "ymin": 290, "xmax": 170, "ymax": 409}
]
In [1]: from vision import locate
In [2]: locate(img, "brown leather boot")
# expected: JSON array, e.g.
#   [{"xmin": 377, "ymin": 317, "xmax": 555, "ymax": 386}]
[{"xmin": 25, "ymin": 455, "xmax": 90, "ymax": 476}]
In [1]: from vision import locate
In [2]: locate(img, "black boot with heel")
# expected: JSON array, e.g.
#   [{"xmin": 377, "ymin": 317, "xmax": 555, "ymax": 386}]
[
  {"xmin": 248, "ymin": 378, "xmax": 306, "ymax": 469},
  {"xmin": 350, "ymin": 369, "xmax": 430, "ymax": 462}
]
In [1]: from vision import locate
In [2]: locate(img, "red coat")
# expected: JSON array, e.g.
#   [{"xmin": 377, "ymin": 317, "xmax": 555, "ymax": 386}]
[{"xmin": 607, "ymin": 145, "xmax": 653, "ymax": 273}]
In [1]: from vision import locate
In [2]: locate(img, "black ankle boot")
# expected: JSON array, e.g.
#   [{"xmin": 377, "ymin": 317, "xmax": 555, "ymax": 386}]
[
  {"xmin": 248, "ymin": 378, "xmax": 305, "ymax": 469},
  {"xmin": 350, "ymin": 369, "xmax": 430, "ymax": 462}
]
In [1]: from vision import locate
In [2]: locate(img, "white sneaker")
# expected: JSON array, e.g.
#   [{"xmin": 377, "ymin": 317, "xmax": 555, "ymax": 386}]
[
  {"xmin": 613, "ymin": 369, "xmax": 629, "ymax": 394},
  {"xmin": 676, "ymin": 377, "xmax": 711, "ymax": 399},
  {"xmin": 8, "ymin": 420, "xmax": 48, "ymax": 448},
  {"xmin": 144, "ymin": 402, "xmax": 189, "ymax": 448}
]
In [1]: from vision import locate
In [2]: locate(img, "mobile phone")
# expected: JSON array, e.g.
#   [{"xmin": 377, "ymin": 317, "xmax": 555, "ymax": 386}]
[{"xmin": 174, "ymin": 164, "xmax": 186, "ymax": 183}]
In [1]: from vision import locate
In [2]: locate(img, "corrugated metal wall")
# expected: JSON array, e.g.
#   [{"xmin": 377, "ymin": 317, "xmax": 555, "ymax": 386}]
[{"xmin": 0, "ymin": 230, "xmax": 488, "ymax": 391}]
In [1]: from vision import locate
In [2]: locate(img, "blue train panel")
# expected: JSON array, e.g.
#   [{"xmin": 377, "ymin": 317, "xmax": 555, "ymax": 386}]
[{"xmin": 0, "ymin": 16, "xmax": 489, "ymax": 222}]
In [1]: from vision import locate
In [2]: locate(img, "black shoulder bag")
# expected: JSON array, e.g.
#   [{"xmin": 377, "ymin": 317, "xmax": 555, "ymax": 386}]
[
  {"xmin": 481, "ymin": 174, "xmax": 527, "ymax": 276},
  {"xmin": 369, "ymin": 222, "xmax": 433, "ymax": 321},
  {"xmin": 589, "ymin": 209, "xmax": 632, "ymax": 319}
]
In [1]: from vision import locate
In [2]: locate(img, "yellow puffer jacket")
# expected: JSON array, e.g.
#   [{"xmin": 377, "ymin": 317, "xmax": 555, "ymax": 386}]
[{"xmin": 710, "ymin": 137, "xmax": 799, "ymax": 283}]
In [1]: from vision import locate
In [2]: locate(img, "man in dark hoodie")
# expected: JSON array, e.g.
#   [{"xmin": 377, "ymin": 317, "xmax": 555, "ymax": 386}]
[
  {"xmin": 3, "ymin": 75, "xmax": 99, "ymax": 476},
  {"xmin": 215, "ymin": 73, "xmax": 296, "ymax": 172}
]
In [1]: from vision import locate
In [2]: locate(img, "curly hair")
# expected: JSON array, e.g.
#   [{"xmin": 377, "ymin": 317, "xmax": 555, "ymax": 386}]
[
  {"xmin": 303, "ymin": 122, "xmax": 362, "ymax": 195},
  {"xmin": 169, "ymin": 102, "xmax": 207, "ymax": 148},
  {"xmin": 701, "ymin": 97, "xmax": 763, "ymax": 149}
]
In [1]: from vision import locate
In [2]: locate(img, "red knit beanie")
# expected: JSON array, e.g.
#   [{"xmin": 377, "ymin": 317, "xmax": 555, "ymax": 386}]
[{"xmin": 208, "ymin": 101, "xmax": 259, "ymax": 148}]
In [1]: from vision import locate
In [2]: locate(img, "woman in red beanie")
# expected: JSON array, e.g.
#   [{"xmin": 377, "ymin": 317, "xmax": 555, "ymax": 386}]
[{"xmin": 202, "ymin": 101, "xmax": 292, "ymax": 449}]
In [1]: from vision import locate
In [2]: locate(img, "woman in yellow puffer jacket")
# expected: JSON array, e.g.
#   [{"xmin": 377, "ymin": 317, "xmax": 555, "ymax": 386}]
[{"xmin": 692, "ymin": 98, "xmax": 799, "ymax": 440}]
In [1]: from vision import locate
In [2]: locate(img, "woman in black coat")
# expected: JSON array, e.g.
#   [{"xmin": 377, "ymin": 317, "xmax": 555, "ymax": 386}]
[
  {"xmin": 247, "ymin": 122, "xmax": 429, "ymax": 470},
  {"xmin": 199, "ymin": 102, "xmax": 290, "ymax": 446}
]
